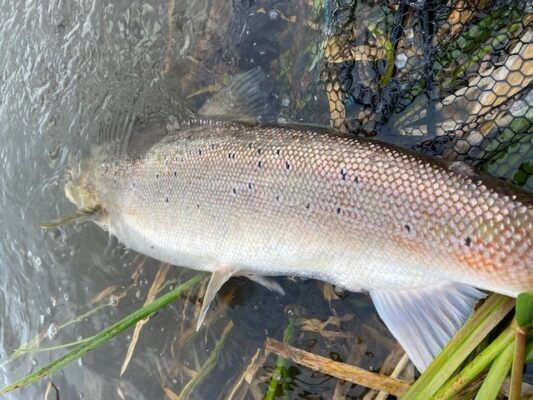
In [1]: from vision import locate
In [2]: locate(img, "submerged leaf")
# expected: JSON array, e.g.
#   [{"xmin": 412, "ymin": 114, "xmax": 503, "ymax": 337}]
[{"xmin": 120, "ymin": 264, "xmax": 170, "ymax": 376}]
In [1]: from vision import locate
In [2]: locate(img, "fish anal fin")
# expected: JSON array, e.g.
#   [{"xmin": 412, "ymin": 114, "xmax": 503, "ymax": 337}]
[
  {"xmin": 243, "ymin": 274, "xmax": 285, "ymax": 296},
  {"xmin": 196, "ymin": 266, "xmax": 237, "ymax": 331},
  {"xmin": 369, "ymin": 283, "xmax": 486, "ymax": 372}
]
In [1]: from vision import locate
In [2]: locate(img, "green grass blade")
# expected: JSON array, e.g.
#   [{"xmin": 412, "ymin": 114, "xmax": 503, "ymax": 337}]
[
  {"xmin": 433, "ymin": 324, "xmax": 515, "ymax": 399},
  {"xmin": 402, "ymin": 294, "xmax": 515, "ymax": 400},
  {"xmin": 0, "ymin": 272, "xmax": 207, "ymax": 395},
  {"xmin": 474, "ymin": 340, "xmax": 514, "ymax": 400},
  {"xmin": 516, "ymin": 293, "xmax": 533, "ymax": 327},
  {"xmin": 265, "ymin": 316, "xmax": 296, "ymax": 400}
]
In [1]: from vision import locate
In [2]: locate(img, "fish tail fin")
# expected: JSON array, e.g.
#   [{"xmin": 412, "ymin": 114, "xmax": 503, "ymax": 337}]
[{"xmin": 369, "ymin": 283, "xmax": 486, "ymax": 372}]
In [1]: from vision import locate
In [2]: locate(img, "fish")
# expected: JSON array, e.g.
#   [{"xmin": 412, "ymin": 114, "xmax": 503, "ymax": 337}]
[{"xmin": 45, "ymin": 68, "xmax": 532, "ymax": 372}]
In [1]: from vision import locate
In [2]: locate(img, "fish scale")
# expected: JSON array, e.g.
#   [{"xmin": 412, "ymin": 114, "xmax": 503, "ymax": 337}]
[{"xmin": 63, "ymin": 119, "xmax": 532, "ymax": 371}]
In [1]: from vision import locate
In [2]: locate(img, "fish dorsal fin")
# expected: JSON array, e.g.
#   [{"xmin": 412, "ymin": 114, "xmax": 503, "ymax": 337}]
[
  {"xmin": 369, "ymin": 283, "xmax": 486, "ymax": 372},
  {"xmin": 197, "ymin": 266, "xmax": 237, "ymax": 331},
  {"xmin": 40, "ymin": 206, "xmax": 102, "ymax": 229},
  {"xmin": 198, "ymin": 67, "xmax": 270, "ymax": 122},
  {"xmin": 96, "ymin": 112, "xmax": 137, "ymax": 157}
]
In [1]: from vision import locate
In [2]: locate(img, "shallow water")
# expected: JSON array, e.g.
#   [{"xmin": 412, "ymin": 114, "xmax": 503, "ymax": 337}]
[
  {"xmin": 0, "ymin": 1, "xmax": 372, "ymax": 399},
  {"xmin": 0, "ymin": 1, "xmax": 530, "ymax": 399}
]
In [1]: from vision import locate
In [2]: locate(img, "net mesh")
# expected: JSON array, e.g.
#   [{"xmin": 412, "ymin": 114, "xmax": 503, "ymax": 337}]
[{"xmin": 321, "ymin": 0, "xmax": 532, "ymax": 190}]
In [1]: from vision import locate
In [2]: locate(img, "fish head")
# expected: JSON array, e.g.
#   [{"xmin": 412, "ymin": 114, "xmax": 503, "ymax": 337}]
[{"xmin": 64, "ymin": 158, "xmax": 100, "ymax": 211}]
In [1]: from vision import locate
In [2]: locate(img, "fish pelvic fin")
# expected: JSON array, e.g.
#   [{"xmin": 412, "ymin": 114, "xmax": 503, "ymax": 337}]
[
  {"xmin": 40, "ymin": 206, "xmax": 102, "ymax": 229},
  {"xmin": 196, "ymin": 266, "xmax": 237, "ymax": 331},
  {"xmin": 369, "ymin": 283, "xmax": 486, "ymax": 372}
]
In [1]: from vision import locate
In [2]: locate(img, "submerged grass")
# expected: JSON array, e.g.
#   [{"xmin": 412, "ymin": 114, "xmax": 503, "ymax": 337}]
[
  {"xmin": 1, "ymin": 273, "xmax": 530, "ymax": 398},
  {"xmin": 177, "ymin": 320, "xmax": 234, "ymax": 399},
  {"xmin": 0, "ymin": 272, "xmax": 207, "ymax": 395},
  {"xmin": 265, "ymin": 315, "xmax": 295, "ymax": 400}
]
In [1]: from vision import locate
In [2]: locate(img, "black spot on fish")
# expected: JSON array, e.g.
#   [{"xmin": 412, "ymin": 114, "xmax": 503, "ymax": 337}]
[
  {"xmin": 258, "ymin": 160, "xmax": 263, "ymax": 169},
  {"xmin": 336, "ymin": 207, "xmax": 341, "ymax": 214},
  {"xmin": 156, "ymin": 174, "xmax": 159, "ymax": 179},
  {"xmin": 257, "ymin": 148, "xmax": 262, "ymax": 155},
  {"xmin": 305, "ymin": 203, "xmax": 310, "ymax": 209},
  {"xmin": 276, "ymin": 149, "xmax": 281, "ymax": 156},
  {"xmin": 354, "ymin": 176, "xmax": 359, "ymax": 185},
  {"xmin": 248, "ymin": 143, "xmax": 253, "ymax": 149},
  {"xmin": 465, "ymin": 237, "xmax": 472, "ymax": 247},
  {"xmin": 165, "ymin": 197, "xmax": 169, "ymax": 203},
  {"xmin": 174, "ymin": 171, "xmax": 177, "ymax": 177},
  {"xmin": 340, "ymin": 169, "xmax": 347, "ymax": 181},
  {"xmin": 198, "ymin": 149, "xmax": 202, "ymax": 155},
  {"xmin": 404, "ymin": 224, "xmax": 411, "ymax": 233},
  {"xmin": 211, "ymin": 144, "xmax": 215, "ymax": 149},
  {"xmin": 276, "ymin": 195, "xmax": 280, "ymax": 202},
  {"xmin": 233, "ymin": 188, "xmax": 237, "ymax": 194},
  {"xmin": 285, "ymin": 161, "xmax": 290, "ymax": 170},
  {"xmin": 248, "ymin": 182, "xmax": 253, "ymax": 190},
  {"xmin": 197, "ymin": 204, "xmax": 200, "ymax": 209}
]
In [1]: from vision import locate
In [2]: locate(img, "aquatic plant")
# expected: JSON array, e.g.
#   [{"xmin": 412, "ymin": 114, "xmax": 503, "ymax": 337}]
[{"xmin": 1, "ymin": 279, "xmax": 530, "ymax": 398}]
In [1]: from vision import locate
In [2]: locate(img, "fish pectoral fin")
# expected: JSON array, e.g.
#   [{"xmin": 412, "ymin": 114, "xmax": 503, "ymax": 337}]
[
  {"xmin": 369, "ymin": 283, "xmax": 486, "ymax": 372},
  {"xmin": 40, "ymin": 206, "xmax": 102, "ymax": 229},
  {"xmin": 196, "ymin": 266, "xmax": 237, "ymax": 331},
  {"xmin": 243, "ymin": 274, "xmax": 285, "ymax": 296}
]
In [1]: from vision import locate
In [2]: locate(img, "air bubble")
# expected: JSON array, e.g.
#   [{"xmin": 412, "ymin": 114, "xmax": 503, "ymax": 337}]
[
  {"xmin": 109, "ymin": 295, "xmax": 119, "ymax": 306},
  {"xmin": 268, "ymin": 9, "xmax": 279, "ymax": 19},
  {"xmin": 47, "ymin": 323, "xmax": 58, "ymax": 340}
]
